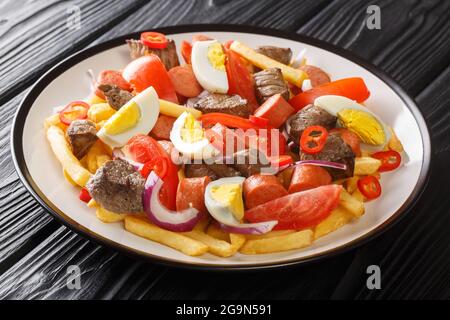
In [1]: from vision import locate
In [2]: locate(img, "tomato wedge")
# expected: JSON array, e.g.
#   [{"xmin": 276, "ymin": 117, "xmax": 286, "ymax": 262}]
[
  {"xmin": 300, "ymin": 126, "xmax": 329, "ymax": 154},
  {"xmin": 122, "ymin": 54, "xmax": 178, "ymax": 103},
  {"xmin": 199, "ymin": 113, "xmax": 262, "ymax": 130},
  {"xmin": 140, "ymin": 32, "xmax": 168, "ymax": 49},
  {"xmin": 245, "ymin": 185, "xmax": 342, "ymax": 230},
  {"xmin": 180, "ymin": 41, "xmax": 192, "ymax": 64},
  {"xmin": 357, "ymin": 176, "xmax": 381, "ymax": 200},
  {"xmin": 225, "ymin": 49, "xmax": 259, "ymax": 111},
  {"xmin": 126, "ymin": 135, "xmax": 178, "ymax": 210},
  {"xmin": 289, "ymin": 77, "xmax": 370, "ymax": 111},
  {"xmin": 141, "ymin": 156, "xmax": 169, "ymax": 179},
  {"xmin": 79, "ymin": 188, "xmax": 92, "ymax": 203},
  {"xmin": 59, "ymin": 101, "xmax": 90, "ymax": 125},
  {"xmin": 371, "ymin": 150, "xmax": 401, "ymax": 172}
]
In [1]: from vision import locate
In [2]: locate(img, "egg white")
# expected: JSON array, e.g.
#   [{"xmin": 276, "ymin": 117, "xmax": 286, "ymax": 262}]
[
  {"xmin": 191, "ymin": 40, "xmax": 228, "ymax": 94},
  {"xmin": 204, "ymin": 177, "xmax": 246, "ymax": 225},
  {"xmin": 97, "ymin": 86, "xmax": 160, "ymax": 148},
  {"xmin": 314, "ymin": 95, "xmax": 391, "ymax": 152},
  {"xmin": 170, "ymin": 111, "xmax": 218, "ymax": 160}
]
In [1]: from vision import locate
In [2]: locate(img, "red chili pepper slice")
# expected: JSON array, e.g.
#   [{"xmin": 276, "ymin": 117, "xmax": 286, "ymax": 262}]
[
  {"xmin": 357, "ymin": 176, "xmax": 381, "ymax": 200},
  {"xmin": 140, "ymin": 156, "xmax": 169, "ymax": 179},
  {"xmin": 300, "ymin": 126, "xmax": 329, "ymax": 154},
  {"xmin": 59, "ymin": 101, "xmax": 90, "ymax": 125},
  {"xmin": 199, "ymin": 113, "xmax": 262, "ymax": 130},
  {"xmin": 371, "ymin": 150, "xmax": 401, "ymax": 172},
  {"xmin": 79, "ymin": 188, "xmax": 92, "ymax": 203},
  {"xmin": 249, "ymin": 115, "xmax": 269, "ymax": 128},
  {"xmin": 140, "ymin": 32, "xmax": 168, "ymax": 49},
  {"xmin": 270, "ymin": 154, "xmax": 293, "ymax": 167}
]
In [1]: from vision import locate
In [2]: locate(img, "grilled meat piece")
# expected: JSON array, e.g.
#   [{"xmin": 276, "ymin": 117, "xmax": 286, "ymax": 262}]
[
  {"xmin": 184, "ymin": 163, "xmax": 240, "ymax": 181},
  {"xmin": 126, "ymin": 39, "xmax": 180, "ymax": 70},
  {"xmin": 192, "ymin": 93, "xmax": 251, "ymax": 118},
  {"xmin": 253, "ymin": 68, "xmax": 289, "ymax": 103},
  {"xmin": 66, "ymin": 119, "xmax": 98, "ymax": 159},
  {"xmin": 300, "ymin": 133, "xmax": 355, "ymax": 180},
  {"xmin": 231, "ymin": 149, "xmax": 271, "ymax": 177},
  {"xmin": 256, "ymin": 46, "xmax": 292, "ymax": 65},
  {"xmin": 98, "ymin": 84, "xmax": 133, "ymax": 110},
  {"xmin": 86, "ymin": 159, "xmax": 145, "ymax": 213},
  {"xmin": 286, "ymin": 104, "xmax": 337, "ymax": 144}
]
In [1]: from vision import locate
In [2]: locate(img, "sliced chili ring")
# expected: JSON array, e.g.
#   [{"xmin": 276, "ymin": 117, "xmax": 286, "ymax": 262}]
[
  {"xmin": 140, "ymin": 32, "xmax": 168, "ymax": 49},
  {"xmin": 59, "ymin": 101, "xmax": 90, "ymax": 125},
  {"xmin": 300, "ymin": 125, "xmax": 329, "ymax": 154},
  {"xmin": 141, "ymin": 156, "xmax": 169, "ymax": 179},
  {"xmin": 270, "ymin": 154, "xmax": 293, "ymax": 167},
  {"xmin": 357, "ymin": 176, "xmax": 381, "ymax": 200},
  {"xmin": 371, "ymin": 150, "xmax": 401, "ymax": 172},
  {"xmin": 79, "ymin": 188, "xmax": 92, "ymax": 203}
]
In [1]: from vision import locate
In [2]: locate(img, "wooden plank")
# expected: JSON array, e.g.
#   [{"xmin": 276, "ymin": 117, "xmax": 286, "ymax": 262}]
[
  {"xmin": 0, "ymin": 0, "xmax": 145, "ymax": 105},
  {"xmin": 332, "ymin": 67, "xmax": 450, "ymax": 299},
  {"xmin": 299, "ymin": 0, "xmax": 450, "ymax": 96}
]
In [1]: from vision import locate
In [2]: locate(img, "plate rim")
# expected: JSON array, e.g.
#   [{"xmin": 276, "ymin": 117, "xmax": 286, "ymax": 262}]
[{"xmin": 10, "ymin": 24, "xmax": 432, "ymax": 271}]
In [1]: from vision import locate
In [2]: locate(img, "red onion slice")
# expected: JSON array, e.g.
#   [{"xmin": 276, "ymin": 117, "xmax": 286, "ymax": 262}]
[
  {"xmin": 275, "ymin": 159, "xmax": 347, "ymax": 174},
  {"xmin": 219, "ymin": 221, "xmax": 278, "ymax": 235},
  {"xmin": 143, "ymin": 172, "xmax": 201, "ymax": 232},
  {"xmin": 112, "ymin": 148, "xmax": 144, "ymax": 171}
]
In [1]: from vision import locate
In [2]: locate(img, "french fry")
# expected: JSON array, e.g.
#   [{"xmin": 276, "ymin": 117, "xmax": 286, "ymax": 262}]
[
  {"xmin": 44, "ymin": 113, "xmax": 66, "ymax": 131},
  {"xmin": 87, "ymin": 198, "xmax": 98, "ymax": 208},
  {"xmin": 87, "ymin": 103, "xmax": 116, "ymax": 123},
  {"xmin": 354, "ymin": 157, "xmax": 381, "ymax": 175},
  {"xmin": 96, "ymin": 206, "xmax": 126, "ymax": 223},
  {"xmin": 183, "ymin": 230, "xmax": 238, "ymax": 257},
  {"xmin": 339, "ymin": 188, "xmax": 365, "ymax": 218},
  {"xmin": 229, "ymin": 233, "xmax": 246, "ymax": 251},
  {"xmin": 388, "ymin": 127, "xmax": 404, "ymax": 153},
  {"xmin": 230, "ymin": 41, "xmax": 307, "ymax": 86},
  {"xmin": 159, "ymin": 99, "xmax": 202, "ymax": 119},
  {"xmin": 240, "ymin": 230, "xmax": 313, "ymax": 255},
  {"xmin": 206, "ymin": 223, "xmax": 230, "ymax": 242},
  {"xmin": 63, "ymin": 168, "xmax": 78, "ymax": 187},
  {"xmin": 125, "ymin": 215, "xmax": 208, "ymax": 256},
  {"xmin": 47, "ymin": 125, "xmax": 92, "ymax": 187},
  {"xmin": 245, "ymin": 230, "xmax": 295, "ymax": 240},
  {"xmin": 85, "ymin": 140, "xmax": 111, "ymax": 173},
  {"xmin": 344, "ymin": 176, "xmax": 359, "ymax": 194},
  {"xmin": 352, "ymin": 188, "xmax": 366, "ymax": 202},
  {"xmin": 314, "ymin": 206, "xmax": 353, "ymax": 239}
]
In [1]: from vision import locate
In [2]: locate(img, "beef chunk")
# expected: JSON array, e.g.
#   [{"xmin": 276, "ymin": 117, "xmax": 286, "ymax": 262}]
[
  {"xmin": 230, "ymin": 149, "xmax": 271, "ymax": 177},
  {"xmin": 287, "ymin": 104, "xmax": 337, "ymax": 144},
  {"xmin": 192, "ymin": 93, "xmax": 251, "ymax": 118},
  {"xmin": 184, "ymin": 163, "xmax": 240, "ymax": 181},
  {"xmin": 253, "ymin": 68, "xmax": 289, "ymax": 103},
  {"xmin": 66, "ymin": 119, "xmax": 98, "ymax": 159},
  {"xmin": 86, "ymin": 159, "xmax": 145, "ymax": 213},
  {"xmin": 98, "ymin": 84, "xmax": 133, "ymax": 110},
  {"xmin": 126, "ymin": 39, "xmax": 180, "ymax": 70},
  {"xmin": 300, "ymin": 133, "xmax": 355, "ymax": 180},
  {"xmin": 256, "ymin": 46, "xmax": 292, "ymax": 65}
]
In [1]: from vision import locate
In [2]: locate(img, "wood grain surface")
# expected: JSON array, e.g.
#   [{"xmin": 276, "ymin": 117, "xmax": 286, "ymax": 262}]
[{"xmin": 0, "ymin": 0, "xmax": 448, "ymax": 299}]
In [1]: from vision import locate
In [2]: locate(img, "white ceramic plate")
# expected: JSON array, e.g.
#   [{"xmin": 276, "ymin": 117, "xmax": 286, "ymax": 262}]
[{"xmin": 11, "ymin": 25, "xmax": 431, "ymax": 270}]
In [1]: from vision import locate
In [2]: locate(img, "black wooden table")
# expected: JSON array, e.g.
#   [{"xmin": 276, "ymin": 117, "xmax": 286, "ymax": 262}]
[{"xmin": 0, "ymin": 0, "xmax": 449, "ymax": 300}]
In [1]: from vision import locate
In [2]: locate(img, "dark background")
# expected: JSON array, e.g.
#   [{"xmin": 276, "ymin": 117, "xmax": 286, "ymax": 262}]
[{"xmin": 0, "ymin": 0, "xmax": 449, "ymax": 299}]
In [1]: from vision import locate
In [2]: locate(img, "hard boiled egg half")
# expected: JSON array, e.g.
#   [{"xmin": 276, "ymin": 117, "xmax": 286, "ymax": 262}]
[
  {"xmin": 170, "ymin": 111, "xmax": 218, "ymax": 160},
  {"xmin": 97, "ymin": 86, "xmax": 159, "ymax": 148},
  {"xmin": 191, "ymin": 40, "xmax": 228, "ymax": 94},
  {"xmin": 205, "ymin": 177, "xmax": 245, "ymax": 224},
  {"xmin": 314, "ymin": 95, "xmax": 391, "ymax": 152}
]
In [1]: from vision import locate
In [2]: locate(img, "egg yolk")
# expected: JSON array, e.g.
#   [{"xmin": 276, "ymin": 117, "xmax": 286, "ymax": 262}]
[
  {"xmin": 181, "ymin": 113, "xmax": 204, "ymax": 143},
  {"xmin": 338, "ymin": 109, "xmax": 385, "ymax": 145},
  {"xmin": 103, "ymin": 101, "xmax": 141, "ymax": 135},
  {"xmin": 207, "ymin": 42, "xmax": 226, "ymax": 71},
  {"xmin": 210, "ymin": 183, "xmax": 244, "ymax": 221}
]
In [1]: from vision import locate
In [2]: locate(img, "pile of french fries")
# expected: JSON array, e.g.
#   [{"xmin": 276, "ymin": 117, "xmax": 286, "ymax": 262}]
[{"xmin": 45, "ymin": 95, "xmax": 404, "ymax": 258}]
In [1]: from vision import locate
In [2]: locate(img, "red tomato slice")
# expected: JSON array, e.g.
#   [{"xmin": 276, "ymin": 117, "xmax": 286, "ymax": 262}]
[
  {"xmin": 94, "ymin": 70, "xmax": 131, "ymax": 99},
  {"xmin": 289, "ymin": 77, "xmax": 370, "ymax": 111},
  {"xmin": 225, "ymin": 49, "xmax": 259, "ymax": 111},
  {"xmin": 79, "ymin": 188, "xmax": 92, "ymax": 203},
  {"xmin": 180, "ymin": 41, "xmax": 192, "ymax": 64},
  {"xmin": 122, "ymin": 55, "xmax": 178, "ymax": 103},
  {"xmin": 126, "ymin": 134, "xmax": 178, "ymax": 210},
  {"xmin": 140, "ymin": 156, "xmax": 169, "ymax": 179},
  {"xmin": 245, "ymin": 185, "xmax": 342, "ymax": 230}
]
